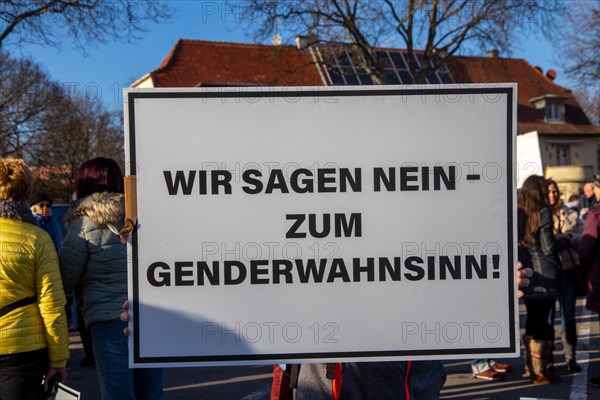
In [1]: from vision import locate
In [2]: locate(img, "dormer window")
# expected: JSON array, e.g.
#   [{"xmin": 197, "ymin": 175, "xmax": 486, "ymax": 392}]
[
  {"xmin": 546, "ymin": 103, "xmax": 561, "ymax": 121},
  {"xmin": 529, "ymin": 94, "xmax": 565, "ymax": 123}
]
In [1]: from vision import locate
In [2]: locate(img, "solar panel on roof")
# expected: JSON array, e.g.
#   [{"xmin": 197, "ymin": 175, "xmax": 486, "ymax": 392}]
[
  {"xmin": 389, "ymin": 52, "xmax": 407, "ymax": 70},
  {"xmin": 384, "ymin": 71, "xmax": 401, "ymax": 84},
  {"xmin": 314, "ymin": 46, "xmax": 454, "ymax": 86}
]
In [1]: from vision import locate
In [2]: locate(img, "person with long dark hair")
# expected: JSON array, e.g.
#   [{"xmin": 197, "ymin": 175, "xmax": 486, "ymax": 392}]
[
  {"xmin": 0, "ymin": 158, "xmax": 69, "ymax": 399},
  {"xmin": 59, "ymin": 157, "xmax": 163, "ymax": 399},
  {"xmin": 518, "ymin": 175, "xmax": 569, "ymax": 384},
  {"xmin": 546, "ymin": 178, "xmax": 583, "ymax": 372}
]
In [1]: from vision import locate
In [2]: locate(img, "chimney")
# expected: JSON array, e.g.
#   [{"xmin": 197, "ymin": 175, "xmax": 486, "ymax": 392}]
[
  {"xmin": 295, "ymin": 35, "xmax": 318, "ymax": 50},
  {"xmin": 432, "ymin": 48, "xmax": 448, "ymax": 59},
  {"xmin": 487, "ymin": 49, "xmax": 499, "ymax": 58},
  {"xmin": 546, "ymin": 69, "xmax": 557, "ymax": 81}
]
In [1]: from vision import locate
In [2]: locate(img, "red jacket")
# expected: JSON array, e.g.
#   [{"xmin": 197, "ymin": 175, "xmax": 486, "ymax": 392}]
[{"xmin": 579, "ymin": 206, "xmax": 600, "ymax": 313}]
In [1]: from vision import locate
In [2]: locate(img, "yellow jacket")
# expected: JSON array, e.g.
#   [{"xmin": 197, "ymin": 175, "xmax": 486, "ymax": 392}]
[{"xmin": 0, "ymin": 212, "xmax": 70, "ymax": 368}]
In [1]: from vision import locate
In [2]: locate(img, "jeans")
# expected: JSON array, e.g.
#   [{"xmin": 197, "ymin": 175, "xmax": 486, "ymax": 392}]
[
  {"xmin": 549, "ymin": 269, "xmax": 578, "ymax": 343},
  {"xmin": 91, "ymin": 320, "xmax": 164, "ymax": 400}
]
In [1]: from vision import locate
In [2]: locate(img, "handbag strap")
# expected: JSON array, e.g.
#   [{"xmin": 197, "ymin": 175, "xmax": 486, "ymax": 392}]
[{"xmin": 0, "ymin": 296, "xmax": 37, "ymax": 318}]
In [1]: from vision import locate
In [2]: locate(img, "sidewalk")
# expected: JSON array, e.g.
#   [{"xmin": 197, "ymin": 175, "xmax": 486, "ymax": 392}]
[
  {"xmin": 441, "ymin": 298, "xmax": 599, "ymax": 399},
  {"xmin": 65, "ymin": 298, "xmax": 598, "ymax": 399}
]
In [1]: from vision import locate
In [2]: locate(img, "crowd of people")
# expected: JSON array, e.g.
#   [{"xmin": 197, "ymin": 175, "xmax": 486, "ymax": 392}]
[
  {"xmin": 0, "ymin": 157, "xmax": 164, "ymax": 400},
  {"xmin": 1, "ymin": 155, "xmax": 600, "ymax": 399},
  {"xmin": 515, "ymin": 174, "xmax": 599, "ymax": 386}
]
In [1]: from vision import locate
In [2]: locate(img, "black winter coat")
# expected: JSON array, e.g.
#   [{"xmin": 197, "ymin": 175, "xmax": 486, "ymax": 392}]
[{"xmin": 519, "ymin": 207, "xmax": 569, "ymax": 299}]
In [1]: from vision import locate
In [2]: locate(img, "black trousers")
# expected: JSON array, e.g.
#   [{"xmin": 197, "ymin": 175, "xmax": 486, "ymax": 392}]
[
  {"xmin": 0, "ymin": 348, "xmax": 47, "ymax": 400},
  {"xmin": 524, "ymin": 297, "xmax": 556, "ymax": 341}
]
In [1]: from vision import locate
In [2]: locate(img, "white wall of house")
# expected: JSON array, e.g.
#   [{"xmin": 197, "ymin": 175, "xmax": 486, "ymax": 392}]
[
  {"xmin": 539, "ymin": 136, "xmax": 598, "ymax": 171},
  {"xmin": 131, "ymin": 74, "xmax": 155, "ymax": 88},
  {"xmin": 540, "ymin": 135, "xmax": 599, "ymax": 200}
]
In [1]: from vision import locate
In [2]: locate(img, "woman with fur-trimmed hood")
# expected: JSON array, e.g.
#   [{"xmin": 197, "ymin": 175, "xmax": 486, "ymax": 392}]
[
  {"xmin": 59, "ymin": 157, "xmax": 164, "ymax": 400},
  {"xmin": 0, "ymin": 158, "xmax": 69, "ymax": 399}
]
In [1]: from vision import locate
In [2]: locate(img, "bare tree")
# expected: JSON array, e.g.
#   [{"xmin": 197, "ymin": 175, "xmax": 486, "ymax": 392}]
[
  {"xmin": 555, "ymin": 1, "xmax": 599, "ymax": 128},
  {"xmin": 31, "ymin": 88, "xmax": 124, "ymax": 201},
  {"xmin": 0, "ymin": 50, "xmax": 59, "ymax": 158},
  {"xmin": 574, "ymin": 89, "xmax": 599, "ymax": 129},
  {"xmin": 237, "ymin": 0, "xmax": 560, "ymax": 84},
  {"xmin": 556, "ymin": 1, "xmax": 600, "ymax": 88},
  {"xmin": 0, "ymin": 50, "xmax": 124, "ymax": 200},
  {"xmin": 0, "ymin": 0, "xmax": 172, "ymax": 50}
]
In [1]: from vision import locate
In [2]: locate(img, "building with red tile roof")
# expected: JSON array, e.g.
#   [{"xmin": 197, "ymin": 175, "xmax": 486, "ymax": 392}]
[
  {"xmin": 447, "ymin": 55, "xmax": 599, "ymax": 194},
  {"xmin": 133, "ymin": 39, "xmax": 599, "ymax": 194},
  {"xmin": 134, "ymin": 39, "xmax": 322, "ymax": 88},
  {"xmin": 448, "ymin": 56, "xmax": 598, "ymax": 137}
]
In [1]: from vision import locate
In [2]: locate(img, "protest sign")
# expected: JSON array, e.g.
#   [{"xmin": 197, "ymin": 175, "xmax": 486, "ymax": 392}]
[
  {"xmin": 55, "ymin": 383, "xmax": 81, "ymax": 400},
  {"xmin": 516, "ymin": 131, "xmax": 543, "ymax": 189},
  {"xmin": 124, "ymin": 85, "xmax": 517, "ymax": 367}
]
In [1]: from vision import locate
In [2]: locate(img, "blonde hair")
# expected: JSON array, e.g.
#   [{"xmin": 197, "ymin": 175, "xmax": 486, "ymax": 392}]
[{"xmin": 0, "ymin": 158, "xmax": 32, "ymax": 202}]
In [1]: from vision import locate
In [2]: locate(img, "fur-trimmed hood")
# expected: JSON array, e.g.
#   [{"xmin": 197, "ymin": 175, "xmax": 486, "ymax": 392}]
[
  {"xmin": 66, "ymin": 192, "xmax": 125, "ymax": 226},
  {"xmin": 0, "ymin": 199, "xmax": 37, "ymax": 225}
]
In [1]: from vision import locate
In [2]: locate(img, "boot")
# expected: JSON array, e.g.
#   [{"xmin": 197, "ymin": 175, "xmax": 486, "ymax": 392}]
[
  {"xmin": 561, "ymin": 332, "xmax": 581, "ymax": 372},
  {"xmin": 530, "ymin": 340, "xmax": 560, "ymax": 384},
  {"xmin": 522, "ymin": 334, "xmax": 533, "ymax": 378}
]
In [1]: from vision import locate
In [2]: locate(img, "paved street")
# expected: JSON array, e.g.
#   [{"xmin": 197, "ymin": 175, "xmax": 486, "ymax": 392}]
[{"xmin": 65, "ymin": 298, "xmax": 598, "ymax": 399}]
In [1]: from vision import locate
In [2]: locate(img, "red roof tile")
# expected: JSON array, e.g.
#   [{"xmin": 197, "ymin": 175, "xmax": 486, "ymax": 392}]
[
  {"xmin": 150, "ymin": 39, "xmax": 322, "ymax": 87},
  {"xmin": 147, "ymin": 39, "xmax": 599, "ymax": 136},
  {"xmin": 448, "ymin": 56, "xmax": 600, "ymax": 135}
]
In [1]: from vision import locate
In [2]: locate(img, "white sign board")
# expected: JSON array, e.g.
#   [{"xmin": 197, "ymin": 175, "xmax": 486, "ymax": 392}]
[
  {"xmin": 516, "ymin": 131, "xmax": 543, "ymax": 188},
  {"xmin": 56, "ymin": 383, "xmax": 81, "ymax": 400},
  {"xmin": 124, "ymin": 85, "xmax": 518, "ymax": 367}
]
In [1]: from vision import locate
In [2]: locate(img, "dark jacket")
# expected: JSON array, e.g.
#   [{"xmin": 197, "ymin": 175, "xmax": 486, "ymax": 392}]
[
  {"xmin": 579, "ymin": 205, "xmax": 600, "ymax": 313},
  {"xmin": 34, "ymin": 213, "xmax": 58, "ymax": 249},
  {"xmin": 581, "ymin": 194, "xmax": 597, "ymax": 212},
  {"xmin": 520, "ymin": 207, "xmax": 569, "ymax": 299},
  {"xmin": 296, "ymin": 361, "xmax": 446, "ymax": 400},
  {"xmin": 58, "ymin": 192, "xmax": 126, "ymax": 326}
]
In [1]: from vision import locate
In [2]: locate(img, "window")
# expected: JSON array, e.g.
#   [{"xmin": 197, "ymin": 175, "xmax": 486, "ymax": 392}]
[
  {"xmin": 556, "ymin": 145, "xmax": 570, "ymax": 165},
  {"xmin": 547, "ymin": 103, "xmax": 562, "ymax": 122},
  {"xmin": 528, "ymin": 95, "xmax": 565, "ymax": 123}
]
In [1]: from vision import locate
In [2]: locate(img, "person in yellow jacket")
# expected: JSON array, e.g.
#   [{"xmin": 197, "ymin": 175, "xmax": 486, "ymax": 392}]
[{"xmin": 0, "ymin": 158, "xmax": 69, "ymax": 399}]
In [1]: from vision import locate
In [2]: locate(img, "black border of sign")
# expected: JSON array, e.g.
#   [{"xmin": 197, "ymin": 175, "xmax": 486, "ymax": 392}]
[{"xmin": 126, "ymin": 86, "xmax": 516, "ymax": 364}]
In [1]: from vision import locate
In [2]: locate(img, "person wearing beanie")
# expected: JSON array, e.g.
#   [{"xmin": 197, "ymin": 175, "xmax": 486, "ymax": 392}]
[
  {"xmin": 0, "ymin": 157, "xmax": 69, "ymax": 399},
  {"xmin": 28, "ymin": 192, "xmax": 58, "ymax": 249}
]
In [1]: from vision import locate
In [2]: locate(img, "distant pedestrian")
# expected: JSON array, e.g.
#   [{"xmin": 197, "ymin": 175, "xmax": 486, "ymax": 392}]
[
  {"xmin": 580, "ymin": 181, "xmax": 597, "ymax": 220},
  {"xmin": 547, "ymin": 179, "xmax": 583, "ymax": 372},
  {"xmin": 28, "ymin": 191, "xmax": 59, "ymax": 248},
  {"xmin": 0, "ymin": 158, "xmax": 69, "ymax": 399},
  {"xmin": 565, "ymin": 194, "xmax": 581, "ymax": 213},
  {"xmin": 59, "ymin": 157, "xmax": 164, "ymax": 400}
]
